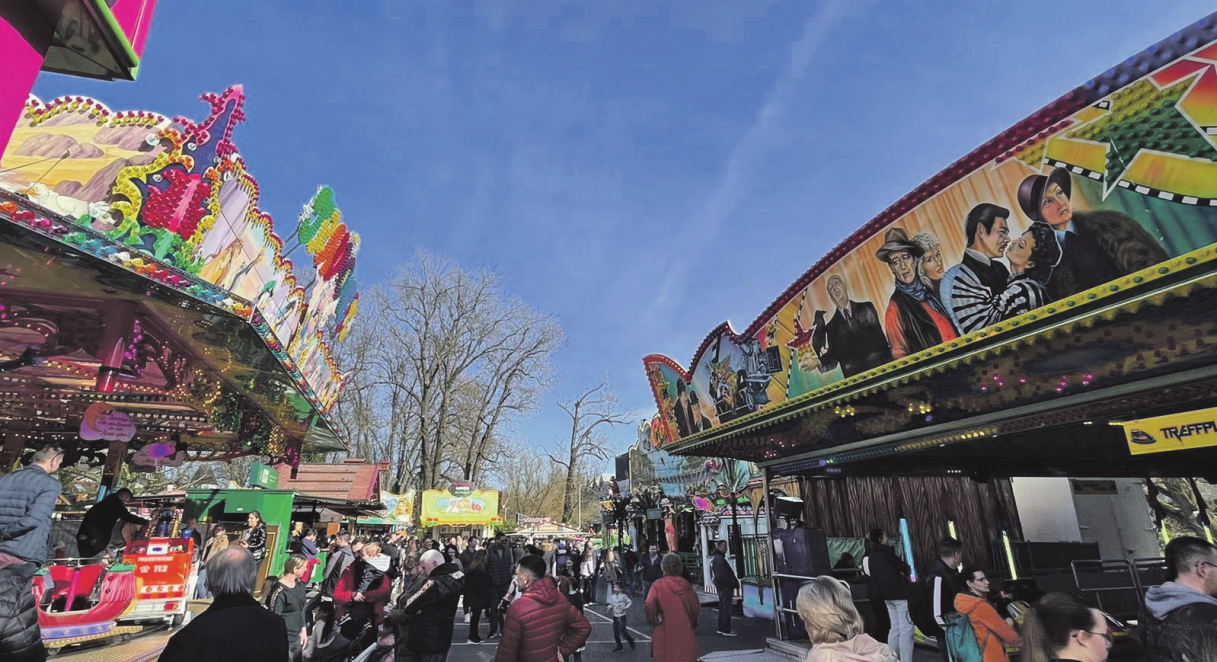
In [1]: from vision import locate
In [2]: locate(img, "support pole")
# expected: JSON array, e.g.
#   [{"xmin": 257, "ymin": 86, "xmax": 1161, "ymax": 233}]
[
  {"xmin": 94, "ymin": 301, "xmax": 137, "ymax": 393},
  {"xmin": 763, "ymin": 466, "xmax": 782, "ymax": 640},
  {"xmin": 0, "ymin": 430, "xmax": 25, "ymax": 473},
  {"xmin": 97, "ymin": 439, "xmax": 127, "ymax": 500}
]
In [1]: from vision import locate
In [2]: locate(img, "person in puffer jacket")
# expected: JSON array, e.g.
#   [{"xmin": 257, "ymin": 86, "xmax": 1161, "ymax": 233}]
[
  {"xmin": 495, "ymin": 555, "xmax": 591, "ymax": 662},
  {"xmin": 0, "ymin": 445, "xmax": 63, "ymax": 662}
]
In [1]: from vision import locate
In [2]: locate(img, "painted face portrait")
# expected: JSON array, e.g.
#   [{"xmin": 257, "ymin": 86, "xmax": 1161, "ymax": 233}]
[
  {"xmin": 920, "ymin": 247, "xmax": 945, "ymax": 281},
  {"xmin": 826, "ymin": 277, "xmax": 848, "ymax": 309},
  {"xmin": 1006, "ymin": 230, "xmax": 1037, "ymax": 271},
  {"xmin": 1040, "ymin": 181, "xmax": 1072, "ymax": 229},
  {"xmin": 977, "ymin": 217, "xmax": 1010, "ymax": 258},
  {"xmin": 887, "ymin": 250, "xmax": 918, "ymax": 285}
]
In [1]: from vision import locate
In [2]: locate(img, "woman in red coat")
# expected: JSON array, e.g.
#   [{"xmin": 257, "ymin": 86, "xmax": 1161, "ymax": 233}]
[{"xmin": 645, "ymin": 553, "xmax": 701, "ymax": 662}]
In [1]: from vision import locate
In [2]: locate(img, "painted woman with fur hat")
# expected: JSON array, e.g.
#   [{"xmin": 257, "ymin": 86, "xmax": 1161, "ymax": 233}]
[{"xmin": 1017, "ymin": 167, "xmax": 1166, "ymax": 300}]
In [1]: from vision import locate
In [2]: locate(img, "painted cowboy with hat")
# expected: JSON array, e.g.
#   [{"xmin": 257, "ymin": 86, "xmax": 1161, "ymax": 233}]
[
  {"xmin": 1016, "ymin": 167, "xmax": 1166, "ymax": 299},
  {"xmin": 875, "ymin": 227, "xmax": 958, "ymax": 359}
]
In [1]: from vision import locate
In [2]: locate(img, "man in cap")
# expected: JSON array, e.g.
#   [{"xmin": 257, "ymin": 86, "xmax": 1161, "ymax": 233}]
[
  {"xmin": 876, "ymin": 227, "xmax": 958, "ymax": 358},
  {"xmin": 1016, "ymin": 167, "xmax": 1166, "ymax": 300},
  {"xmin": 803, "ymin": 274, "xmax": 893, "ymax": 378}
]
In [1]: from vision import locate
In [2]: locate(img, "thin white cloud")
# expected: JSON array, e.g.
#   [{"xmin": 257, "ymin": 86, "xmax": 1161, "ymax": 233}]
[{"xmin": 646, "ymin": 0, "xmax": 859, "ymax": 318}]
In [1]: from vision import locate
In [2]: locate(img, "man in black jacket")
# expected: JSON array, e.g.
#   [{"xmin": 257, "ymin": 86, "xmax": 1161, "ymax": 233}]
[
  {"xmin": 1142, "ymin": 536, "xmax": 1217, "ymax": 662},
  {"xmin": 639, "ymin": 543, "xmax": 663, "ymax": 599},
  {"xmin": 486, "ymin": 532, "xmax": 515, "ymax": 639},
  {"xmin": 160, "ymin": 547, "xmax": 288, "ymax": 662},
  {"xmin": 923, "ymin": 538, "xmax": 963, "ymax": 661},
  {"xmin": 709, "ymin": 541, "xmax": 740, "ymax": 636},
  {"xmin": 76, "ymin": 488, "xmax": 148, "ymax": 559},
  {"xmin": 392, "ymin": 549, "xmax": 464, "ymax": 662}
]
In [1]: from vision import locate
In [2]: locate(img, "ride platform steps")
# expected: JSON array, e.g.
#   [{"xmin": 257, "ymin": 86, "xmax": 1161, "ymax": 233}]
[
  {"xmin": 52, "ymin": 627, "xmax": 171, "ymax": 662},
  {"xmin": 701, "ymin": 647, "xmax": 792, "ymax": 662}
]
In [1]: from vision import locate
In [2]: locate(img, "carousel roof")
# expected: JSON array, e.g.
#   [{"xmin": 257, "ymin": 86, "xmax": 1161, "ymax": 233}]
[
  {"xmin": 0, "ymin": 86, "xmax": 362, "ymax": 467},
  {"xmin": 641, "ymin": 15, "xmax": 1217, "ymax": 478}
]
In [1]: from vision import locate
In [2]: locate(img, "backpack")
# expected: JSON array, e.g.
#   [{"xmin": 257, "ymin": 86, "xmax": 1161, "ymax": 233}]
[
  {"xmin": 941, "ymin": 612, "xmax": 988, "ymax": 662},
  {"xmin": 909, "ymin": 573, "xmax": 941, "ymax": 637}
]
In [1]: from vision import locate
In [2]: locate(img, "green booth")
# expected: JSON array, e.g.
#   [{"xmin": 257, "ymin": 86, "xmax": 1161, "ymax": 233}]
[{"xmin": 187, "ymin": 488, "xmax": 381, "ymax": 585}]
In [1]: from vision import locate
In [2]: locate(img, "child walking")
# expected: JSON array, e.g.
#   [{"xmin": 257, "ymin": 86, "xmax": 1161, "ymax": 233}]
[{"xmin": 608, "ymin": 581, "xmax": 637, "ymax": 653}]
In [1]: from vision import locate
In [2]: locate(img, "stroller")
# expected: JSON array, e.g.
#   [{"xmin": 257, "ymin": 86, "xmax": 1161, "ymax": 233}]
[{"xmin": 345, "ymin": 621, "xmax": 397, "ymax": 662}]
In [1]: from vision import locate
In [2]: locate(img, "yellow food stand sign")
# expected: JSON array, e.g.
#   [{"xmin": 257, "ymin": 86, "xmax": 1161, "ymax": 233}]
[
  {"xmin": 1121, "ymin": 407, "xmax": 1217, "ymax": 455},
  {"xmin": 420, "ymin": 488, "xmax": 501, "ymax": 526}
]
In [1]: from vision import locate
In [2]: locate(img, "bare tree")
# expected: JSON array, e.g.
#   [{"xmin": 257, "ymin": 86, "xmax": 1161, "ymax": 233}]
[
  {"xmin": 549, "ymin": 382, "xmax": 630, "ymax": 523},
  {"xmin": 331, "ymin": 250, "xmax": 562, "ymax": 511}
]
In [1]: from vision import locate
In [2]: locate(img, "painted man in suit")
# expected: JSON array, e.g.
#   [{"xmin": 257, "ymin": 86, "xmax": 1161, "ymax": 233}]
[{"xmin": 803, "ymin": 274, "xmax": 893, "ymax": 378}]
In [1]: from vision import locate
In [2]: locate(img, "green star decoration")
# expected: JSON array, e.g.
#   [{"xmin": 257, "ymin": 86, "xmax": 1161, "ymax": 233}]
[{"xmin": 1065, "ymin": 78, "xmax": 1217, "ymax": 189}]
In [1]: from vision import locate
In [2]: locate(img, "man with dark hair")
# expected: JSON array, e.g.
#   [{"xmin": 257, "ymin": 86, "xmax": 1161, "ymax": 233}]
[
  {"xmin": 924, "ymin": 538, "xmax": 963, "ymax": 661},
  {"xmin": 941, "ymin": 203, "xmax": 1013, "ymax": 333},
  {"xmin": 710, "ymin": 541, "xmax": 740, "ymax": 637},
  {"xmin": 0, "ymin": 445, "xmax": 63, "ymax": 661},
  {"xmin": 160, "ymin": 547, "xmax": 289, "ymax": 661},
  {"xmin": 1017, "ymin": 167, "xmax": 1167, "ymax": 300},
  {"xmin": 1143, "ymin": 536, "xmax": 1217, "ymax": 661},
  {"xmin": 876, "ymin": 227, "xmax": 958, "ymax": 358},
  {"xmin": 804, "ymin": 274, "xmax": 893, "ymax": 378},
  {"xmin": 495, "ymin": 555, "xmax": 591, "ymax": 662},
  {"xmin": 640, "ymin": 543, "xmax": 663, "ymax": 599},
  {"xmin": 486, "ymin": 531, "xmax": 514, "ymax": 639},
  {"xmin": 76, "ymin": 487, "xmax": 148, "ymax": 559}
]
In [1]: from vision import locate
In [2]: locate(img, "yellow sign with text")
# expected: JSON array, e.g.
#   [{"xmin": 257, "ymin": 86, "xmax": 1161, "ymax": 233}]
[
  {"xmin": 420, "ymin": 488, "xmax": 501, "ymax": 525},
  {"xmin": 1121, "ymin": 408, "xmax": 1217, "ymax": 455}
]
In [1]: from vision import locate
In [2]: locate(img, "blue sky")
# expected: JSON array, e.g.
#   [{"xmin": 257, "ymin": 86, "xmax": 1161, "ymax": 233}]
[{"xmin": 31, "ymin": 0, "xmax": 1216, "ymax": 462}]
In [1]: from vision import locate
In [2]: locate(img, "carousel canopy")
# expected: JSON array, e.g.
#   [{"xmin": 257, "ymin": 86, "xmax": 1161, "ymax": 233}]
[
  {"xmin": 643, "ymin": 16, "xmax": 1217, "ymax": 480},
  {"xmin": 0, "ymin": 86, "xmax": 360, "ymax": 468}
]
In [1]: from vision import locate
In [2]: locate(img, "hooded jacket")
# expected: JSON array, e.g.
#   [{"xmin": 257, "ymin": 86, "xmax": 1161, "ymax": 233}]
[
  {"xmin": 495, "ymin": 576, "xmax": 592, "ymax": 662},
  {"xmin": 333, "ymin": 553, "xmax": 392, "ymax": 626},
  {"xmin": 646, "ymin": 575, "xmax": 701, "ymax": 662},
  {"xmin": 954, "ymin": 593, "xmax": 1020, "ymax": 662},
  {"xmin": 403, "ymin": 562, "xmax": 465, "ymax": 656},
  {"xmin": 805, "ymin": 634, "xmax": 898, "ymax": 662},
  {"xmin": 320, "ymin": 544, "xmax": 354, "ymax": 597},
  {"xmin": 1142, "ymin": 581, "xmax": 1217, "ymax": 662}
]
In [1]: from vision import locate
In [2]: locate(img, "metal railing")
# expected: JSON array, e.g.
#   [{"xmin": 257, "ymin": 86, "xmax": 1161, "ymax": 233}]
[{"xmin": 741, "ymin": 535, "xmax": 770, "ymax": 581}]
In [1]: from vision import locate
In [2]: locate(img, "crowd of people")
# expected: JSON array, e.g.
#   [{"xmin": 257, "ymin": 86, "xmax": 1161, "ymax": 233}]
[
  {"xmin": 153, "ymin": 528, "xmax": 718, "ymax": 662},
  {"xmin": 7, "ymin": 447, "xmax": 1216, "ymax": 662},
  {"xmin": 841, "ymin": 529, "xmax": 1217, "ymax": 662}
]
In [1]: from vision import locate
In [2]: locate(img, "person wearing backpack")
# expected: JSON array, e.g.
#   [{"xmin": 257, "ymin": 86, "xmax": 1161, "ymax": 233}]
[
  {"xmin": 953, "ymin": 566, "xmax": 1021, "ymax": 662},
  {"xmin": 910, "ymin": 538, "xmax": 964, "ymax": 661},
  {"xmin": 862, "ymin": 528, "xmax": 913, "ymax": 662}
]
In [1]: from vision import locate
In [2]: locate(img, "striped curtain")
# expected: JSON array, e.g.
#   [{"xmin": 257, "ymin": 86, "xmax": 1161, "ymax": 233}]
[{"xmin": 798, "ymin": 475, "xmax": 1022, "ymax": 576}]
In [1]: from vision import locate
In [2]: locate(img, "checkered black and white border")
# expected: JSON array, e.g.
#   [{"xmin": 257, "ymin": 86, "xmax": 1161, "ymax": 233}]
[{"xmin": 1046, "ymin": 159, "xmax": 1217, "ymax": 206}]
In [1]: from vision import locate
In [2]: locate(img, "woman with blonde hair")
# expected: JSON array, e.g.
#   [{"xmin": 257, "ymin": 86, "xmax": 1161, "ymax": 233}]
[{"xmin": 796, "ymin": 576, "xmax": 897, "ymax": 662}]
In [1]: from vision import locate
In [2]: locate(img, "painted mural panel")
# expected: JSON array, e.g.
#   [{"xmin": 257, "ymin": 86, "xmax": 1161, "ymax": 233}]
[
  {"xmin": 645, "ymin": 24, "xmax": 1217, "ymax": 443},
  {"xmin": 0, "ymin": 87, "xmax": 358, "ymax": 413}
]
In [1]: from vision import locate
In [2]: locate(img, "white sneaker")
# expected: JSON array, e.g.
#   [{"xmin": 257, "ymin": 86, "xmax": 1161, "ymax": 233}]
[
  {"xmin": 464, "ymin": 613, "xmax": 471, "ymax": 623},
  {"xmin": 718, "ymin": 630, "xmax": 738, "ymax": 637}
]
